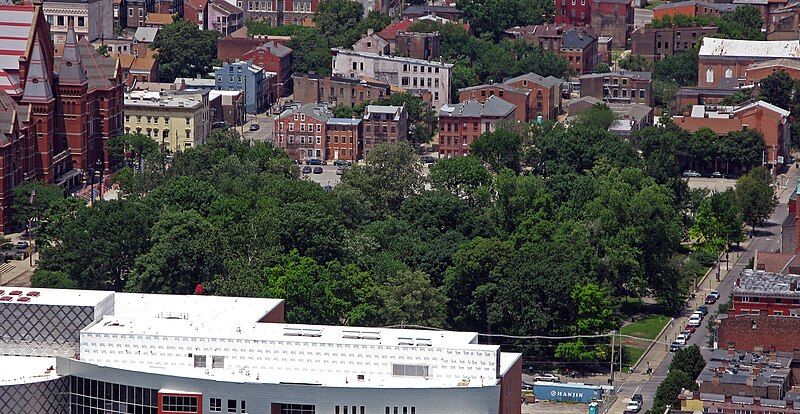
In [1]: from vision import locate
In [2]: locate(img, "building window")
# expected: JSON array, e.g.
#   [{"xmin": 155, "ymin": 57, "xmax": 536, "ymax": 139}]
[
  {"xmin": 193, "ymin": 355, "xmax": 206, "ymax": 367},
  {"xmin": 163, "ymin": 395, "xmax": 198, "ymax": 412},
  {"xmin": 212, "ymin": 355, "xmax": 225, "ymax": 368},
  {"xmin": 706, "ymin": 68, "xmax": 714, "ymax": 84},
  {"xmin": 211, "ymin": 398, "xmax": 222, "ymax": 412},
  {"xmin": 228, "ymin": 399, "xmax": 237, "ymax": 413},
  {"xmin": 277, "ymin": 404, "xmax": 315, "ymax": 414},
  {"xmin": 725, "ymin": 67, "xmax": 733, "ymax": 79}
]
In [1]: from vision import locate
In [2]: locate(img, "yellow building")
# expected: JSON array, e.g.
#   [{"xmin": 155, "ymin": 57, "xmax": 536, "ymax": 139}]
[{"xmin": 124, "ymin": 90, "xmax": 211, "ymax": 153}]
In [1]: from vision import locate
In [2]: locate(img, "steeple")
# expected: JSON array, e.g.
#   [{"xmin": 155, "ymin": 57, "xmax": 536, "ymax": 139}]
[
  {"xmin": 21, "ymin": 40, "xmax": 54, "ymax": 103},
  {"xmin": 58, "ymin": 26, "xmax": 87, "ymax": 86}
]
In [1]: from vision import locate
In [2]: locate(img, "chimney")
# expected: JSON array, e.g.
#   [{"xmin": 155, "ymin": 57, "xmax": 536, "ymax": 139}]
[
  {"xmin": 736, "ymin": 278, "xmax": 741, "ymax": 287},
  {"xmin": 792, "ymin": 280, "xmax": 798, "ymax": 291},
  {"xmin": 693, "ymin": 391, "xmax": 701, "ymax": 399},
  {"xmin": 754, "ymin": 397, "xmax": 761, "ymax": 406},
  {"xmin": 770, "ymin": 350, "xmax": 778, "ymax": 362},
  {"xmin": 728, "ymin": 346, "xmax": 736, "ymax": 356},
  {"xmin": 789, "ymin": 197, "xmax": 797, "ymax": 216},
  {"xmin": 788, "ymin": 400, "xmax": 795, "ymax": 409},
  {"xmin": 367, "ymin": 28, "xmax": 374, "ymax": 36},
  {"xmin": 746, "ymin": 376, "xmax": 755, "ymax": 387},
  {"xmin": 753, "ymin": 363, "xmax": 762, "ymax": 376},
  {"xmin": 724, "ymin": 394, "xmax": 732, "ymax": 403},
  {"xmin": 712, "ymin": 375, "xmax": 721, "ymax": 385}
]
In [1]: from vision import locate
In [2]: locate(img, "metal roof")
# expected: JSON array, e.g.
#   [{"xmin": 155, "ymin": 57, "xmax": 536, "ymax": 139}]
[
  {"xmin": 439, "ymin": 95, "xmax": 516, "ymax": 118},
  {"xmin": 700, "ymin": 37, "xmax": 800, "ymax": 58}
]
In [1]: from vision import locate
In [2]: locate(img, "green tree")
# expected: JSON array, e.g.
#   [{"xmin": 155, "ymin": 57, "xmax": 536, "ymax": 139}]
[
  {"xmin": 380, "ymin": 269, "xmax": 447, "ymax": 327},
  {"xmin": 594, "ymin": 62, "xmax": 611, "ymax": 73},
  {"xmin": 574, "ymin": 103, "xmax": 618, "ymax": 131},
  {"xmin": 151, "ymin": 17, "xmax": 220, "ymax": 81},
  {"xmin": 456, "ymin": 0, "xmax": 553, "ymax": 38},
  {"xmin": 31, "ymin": 269, "xmax": 77, "ymax": 289},
  {"xmin": 11, "ymin": 181, "xmax": 66, "ymax": 230},
  {"xmin": 108, "ymin": 132, "xmax": 160, "ymax": 170},
  {"xmin": 760, "ymin": 71, "xmax": 794, "ymax": 110},
  {"xmin": 618, "ymin": 54, "xmax": 651, "ymax": 72},
  {"xmin": 127, "ymin": 210, "xmax": 222, "ymax": 294},
  {"xmin": 650, "ymin": 369, "xmax": 697, "ymax": 413},
  {"xmin": 471, "ymin": 129, "xmax": 523, "ymax": 172},
  {"xmin": 332, "ymin": 104, "xmax": 356, "ymax": 118},
  {"xmin": 670, "ymin": 345, "xmax": 706, "ymax": 379},
  {"xmin": 288, "ymin": 30, "xmax": 332, "ymax": 75},
  {"xmin": 428, "ymin": 156, "xmax": 490, "ymax": 202},
  {"xmin": 718, "ymin": 5, "xmax": 765, "ymax": 40},
  {"xmin": 654, "ymin": 49, "xmax": 698, "ymax": 86},
  {"xmin": 736, "ymin": 167, "xmax": 777, "ymax": 230}
]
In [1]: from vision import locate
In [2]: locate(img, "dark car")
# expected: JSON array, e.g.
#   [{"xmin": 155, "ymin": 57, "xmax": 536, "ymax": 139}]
[
  {"xmin": 301, "ymin": 166, "xmax": 312, "ymax": 174},
  {"xmin": 420, "ymin": 155, "xmax": 438, "ymax": 164},
  {"xmin": 705, "ymin": 295, "xmax": 717, "ymax": 304},
  {"xmin": 249, "ymin": 123, "xmax": 260, "ymax": 131},
  {"xmin": 670, "ymin": 341, "xmax": 684, "ymax": 352},
  {"xmin": 698, "ymin": 305, "xmax": 709, "ymax": 315},
  {"xmin": 312, "ymin": 167, "xmax": 323, "ymax": 174},
  {"xmin": 711, "ymin": 171, "xmax": 723, "ymax": 178},
  {"xmin": 632, "ymin": 394, "xmax": 643, "ymax": 404},
  {"xmin": 306, "ymin": 158, "xmax": 327, "ymax": 166},
  {"xmin": 332, "ymin": 159, "xmax": 351, "ymax": 167}
]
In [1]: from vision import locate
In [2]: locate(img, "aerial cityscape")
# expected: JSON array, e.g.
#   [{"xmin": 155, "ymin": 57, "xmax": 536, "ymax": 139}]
[{"xmin": 0, "ymin": 0, "xmax": 798, "ymax": 413}]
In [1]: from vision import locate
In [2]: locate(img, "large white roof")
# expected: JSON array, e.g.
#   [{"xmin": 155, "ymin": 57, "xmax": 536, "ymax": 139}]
[
  {"xmin": 699, "ymin": 37, "xmax": 800, "ymax": 58},
  {"xmin": 0, "ymin": 286, "xmax": 112, "ymax": 307},
  {"xmin": 0, "ymin": 356, "xmax": 58, "ymax": 385},
  {"xmin": 113, "ymin": 292, "xmax": 283, "ymax": 323}
]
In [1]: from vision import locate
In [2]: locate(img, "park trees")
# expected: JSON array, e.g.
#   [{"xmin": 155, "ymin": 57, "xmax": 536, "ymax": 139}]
[
  {"xmin": 736, "ymin": 167, "xmax": 777, "ymax": 230},
  {"xmin": 152, "ymin": 18, "xmax": 220, "ymax": 81}
]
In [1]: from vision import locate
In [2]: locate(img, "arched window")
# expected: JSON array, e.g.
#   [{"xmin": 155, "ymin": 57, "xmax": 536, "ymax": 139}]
[
  {"xmin": 706, "ymin": 68, "xmax": 714, "ymax": 84},
  {"xmin": 725, "ymin": 67, "xmax": 733, "ymax": 79}
]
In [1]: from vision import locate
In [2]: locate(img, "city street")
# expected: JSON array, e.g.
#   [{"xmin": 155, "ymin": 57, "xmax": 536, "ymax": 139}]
[
  {"xmin": 241, "ymin": 112, "xmax": 276, "ymax": 142},
  {"xmin": 607, "ymin": 167, "xmax": 799, "ymax": 413}
]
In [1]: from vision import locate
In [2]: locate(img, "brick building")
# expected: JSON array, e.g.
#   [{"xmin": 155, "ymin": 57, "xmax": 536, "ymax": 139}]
[
  {"xmin": 729, "ymin": 270, "xmax": 800, "ymax": 317},
  {"xmin": 591, "ymin": 0, "xmax": 633, "ymax": 47},
  {"xmin": 561, "ymin": 27, "xmax": 598, "ymax": 74},
  {"xmin": 362, "ymin": 105, "xmax": 408, "ymax": 157},
  {"xmin": 143, "ymin": 12, "xmax": 173, "ymax": 27},
  {"xmin": 672, "ymin": 101, "xmax": 790, "ymax": 167},
  {"xmin": 565, "ymin": 96, "xmax": 653, "ymax": 136},
  {"xmin": 291, "ymin": 73, "xmax": 391, "ymax": 107},
  {"xmin": 242, "ymin": 41, "xmax": 292, "ymax": 97},
  {"xmin": 745, "ymin": 58, "xmax": 800, "ymax": 85},
  {"xmin": 698, "ymin": 37, "xmax": 800, "ymax": 89},
  {"xmin": 396, "ymin": 31, "xmax": 440, "ymax": 60},
  {"xmin": 274, "ymin": 103, "xmax": 331, "ymax": 161},
  {"xmin": 718, "ymin": 313, "xmax": 800, "ymax": 352},
  {"xmin": 458, "ymin": 84, "xmax": 531, "ymax": 123},
  {"xmin": 555, "ymin": 0, "xmax": 592, "ymax": 27},
  {"xmin": 768, "ymin": 2, "xmax": 800, "ymax": 40},
  {"xmin": 325, "ymin": 118, "xmax": 361, "ymax": 161},
  {"xmin": 579, "ymin": 71, "xmax": 652, "ymax": 105},
  {"xmin": 353, "ymin": 30, "xmax": 391, "ymax": 55},
  {"xmin": 42, "ymin": 0, "xmax": 114, "ymax": 42},
  {"xmin": 504, "ymin": 25, "xmax": 598, "ymax": 74},
  {"xmin": 438, "ymin": 96, "xmax": 516, "ymax": 158},
  {"xmin": 244, "ymin": 0, "xmax": 319, "ymax": 26},
  {"xmin": 0, "ymin": 6, "xmax": 124, "ymax": 230},
  {"xmin": 183, "ymin": 0, "xmax": 207, "ymax": 28},
  {"xmin": 653, "ymin": 0, "xmax": 738, "ymax": 20},
  {"xmin": 207, "ymin": 0, "xmax": 243, "ymax": 36},
  {"xmin": 125, "ymin": 0, "xmax": 156, "ymax": 28},
  {"xmin": 697, "ymin": 348, "xmax": 792, "ymax": 400},
  {"xmin": 631, "ymin": 25, "xmax": 719, "ymax": 61},
  {"xmin": 503, "ymin": 73, "xmax": 563, "ymax": 120},
  {"xmin": 118, "ymin": 54, "xmax": 158, "ymax": 86},
  {"xmin": 675, "ymin": 86, "xmax": 741, "ymax": 110},
  {"xmin": 679, "ymin": 390, "xmax": 800, "ymax": 414}
]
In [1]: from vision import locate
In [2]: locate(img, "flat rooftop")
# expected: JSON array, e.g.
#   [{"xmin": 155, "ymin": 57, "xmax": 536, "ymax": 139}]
[
  {"xmin": 0, "ymin": 286, "xmax": 112, "ymax": 307},
  {"xmin": 0, "ymin": 356, "xmax": 58, "ymax": 385},
  {"xmin": 734, "ymin": 269, "xmax": 800, "ymax": 297},
  {"xmin": 125, "ymin": 91, "xmax": 204, "ymax": 109},
  {"xmin": 83, "ymin": 317, "xmax": 481, "ymax": 349},
  {"xmin": 697, "ymin": 349, "xmax": 792, "ymax": 389},
  {"xmin": 113, "ymin": 292, "xmax": 283, "ymax": 322}
]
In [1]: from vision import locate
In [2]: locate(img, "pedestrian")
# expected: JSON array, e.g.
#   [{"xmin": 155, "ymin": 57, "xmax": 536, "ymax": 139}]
[{"xmin": 670, "ymin": 317, "xmax": 675, "ymax": 327}]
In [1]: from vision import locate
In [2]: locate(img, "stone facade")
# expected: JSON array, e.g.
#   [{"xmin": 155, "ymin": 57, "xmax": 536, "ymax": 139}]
[
  {"xmin": 362, "ymin": 105, "xmax": 408, "ymax": 157},
  {"xmin": 630, "ymin": 25, "xmax": 718, "ymax": 61},
  {"xmin": 591, "ymin": 0, "xmax": 633, "ymax": 48},
  {"xmin": 43, "ymin": 0, "xmax": 114, "ymax": 42},
  {"xmin": 579, "ymin": 71, "xmax": 652, "ymax": 105},
  {"xmin": 396, "ymin": 31, "xmax": 440, "ymax": 60}
]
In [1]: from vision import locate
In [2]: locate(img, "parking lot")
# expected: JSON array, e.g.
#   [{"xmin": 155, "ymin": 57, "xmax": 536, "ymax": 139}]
[{"xmin": 685, "ymin": 177, "xmax": 738, "ymax": 192}]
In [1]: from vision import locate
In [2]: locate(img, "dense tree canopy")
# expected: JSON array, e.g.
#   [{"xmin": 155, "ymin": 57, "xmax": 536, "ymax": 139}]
[
  {"xmin": 455, "ymin": 0, "xmax": 554, "ymax": 38},
  {"xmin": 152, "ymin": 18, "xmax": 220, "ymax": 82}
]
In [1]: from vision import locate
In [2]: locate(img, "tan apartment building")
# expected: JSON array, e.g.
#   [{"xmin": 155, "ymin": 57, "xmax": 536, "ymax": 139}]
[{"xmin": 124, "ymin": 90, "xmax": 212, "ymax": 153}]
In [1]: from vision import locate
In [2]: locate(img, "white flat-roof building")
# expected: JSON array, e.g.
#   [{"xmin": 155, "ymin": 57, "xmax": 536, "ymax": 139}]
[
  {"xmin": 0, "ymin": 286, "xmax": 521, "ymax": 414},
  {"xmin": 331, "ymin": 48, "xmax": 453, "ymax": 109}
]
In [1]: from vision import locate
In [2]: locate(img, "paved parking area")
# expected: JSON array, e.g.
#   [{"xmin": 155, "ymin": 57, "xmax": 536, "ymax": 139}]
[
  {"xmin": 522, "ymin": 401, "xmax": 599, "ymax": 414},
  {"xmin": 301, "ymin": 165, "xmax": 341, "ymax": 187},
  {"xmin": 686, "ymin": 177, "xmax": 737, "ymax": 192}
]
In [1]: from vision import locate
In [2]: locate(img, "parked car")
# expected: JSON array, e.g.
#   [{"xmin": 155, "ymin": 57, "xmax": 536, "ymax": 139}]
[
  {"xmin": 249, "ymin": 123, "xmax": 260, "ymax": 131},
  {"xmin": 681, "ymin": 329, "xmax": 692, "ymax": 340},
  {"xmin": 711, "ymin": 171, "xmax": 723, "ymax": 178},
  {"xmin": 15, "ymin": 241, "xmax": 29, "ymax": 250},
  {"xmin": 674, "ymin": 333, "xmax": 688, "ymax": 346},
  {"xmin": 683, "ymin": 170, "xmax": 702, "ymax": 177},
  {"xmin": 301, "ymin": 166, "xmax": 312, "ymax": 174},
  {"xmin": 709, "ymin": 290, "xmax": 720, "ymax": 300},
  {"xmin": 312, "ymin": 167, "xmax": 323, "ymax": 174},
  {"xmin": 420, "ymin": 155, "xmax": 438, "ymax": 164},
  {"xmin": 632, "ymin": 394, "xmax": 643, "ymax": 404},
  {"xmin": 705, "ymin": 295, "xmax": 717, "ymax": 304},
  {"xmin": 626, "ymin": 399, "xmax": 642, "ymax": 412},
  {"xmin": 306, "ymin": 159, "xmax": 327, "ymax": 165},
  {"xmin": 685, "ymin": 324, "xmax": 697, "ymax": 334},
  {"xmin": 692, "ymin": 311, "xmax": 704, "ymax": 321},
  {"xmin": 332, "ymin": 159, "xmax": 351, "ymax": 167},
  {"xmin": 670, "ymin": 341, "xmax": 684, "ymax": 352},
  {"xmin": 336, "ymin": 167, "xmax": 345, "ymax": 176},
  {"xmin": 531, "ymin": 373, "xmax": 560, "ymax": 382},
  {"xmin": 698, "ymin": 305, "xmax": 709, "ymax": 316},
  {"xmin": 688, "ymin": 315, "xmax": 702, "ymax": 327}
]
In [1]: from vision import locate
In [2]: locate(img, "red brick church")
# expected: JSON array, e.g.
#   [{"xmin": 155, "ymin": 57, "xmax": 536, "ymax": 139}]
[{"xmin": 0, "ymin": 3, "xmax": 123, "ymax": 231}]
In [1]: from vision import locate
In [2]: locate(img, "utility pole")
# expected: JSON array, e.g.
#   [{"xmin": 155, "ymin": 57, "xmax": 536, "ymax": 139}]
[
  {"xmin": 619, "ymin": 331, "xmax": 623, "ymax": 374},
  {"xmin": 609, "ymin": 331, "xmax": 616, "ymax": 386}
]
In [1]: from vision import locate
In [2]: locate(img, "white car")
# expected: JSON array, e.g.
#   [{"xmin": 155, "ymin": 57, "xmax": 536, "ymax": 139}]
[
  {"xmin": 692, "ymin": 311, "xmax": 704, "ymax": 320},
  {"xmin": 675, "ymin": 333, "xmax": 688, "ymax": 346},
  {"xmin": 709, "ymin": 290, "xmax": 720, "ymax": 300},
  {"xmin": 532, "ymin": 373, "xmax": 560, "ymax": 382},
  {"xmin": 688, "ymin": 315, "xmax": 702, "ymax": 327},
  {"xmin": 626, "ymin": 400, "xmax": 642, "ymax": 412}
]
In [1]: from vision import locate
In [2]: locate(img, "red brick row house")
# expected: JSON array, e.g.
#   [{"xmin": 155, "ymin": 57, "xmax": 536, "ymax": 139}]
[
  {"xmin": 458, "ymin": 73, "xmax": 562, "ymax": 122},
  {"xmin": 217, "ymin": 32, "xmax": 294, "ymax": 97},
  {"xmin": 438, "ymin": 95, "xmax": 516, "ymax": 158},
  {"xmin": 0, "ymin": 4, "xmax": 123, "ymax": 230},
  {"xmin": 555, "ymin": 0, "xmax": 632, "ymax": 47}
]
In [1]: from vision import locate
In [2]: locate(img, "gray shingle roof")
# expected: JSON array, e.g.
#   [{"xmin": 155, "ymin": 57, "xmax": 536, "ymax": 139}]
[
  {"xmin": 562, "ymin": 28, "xmax": 596, "ymax": 49},
  {"xmin": 439, "ymin": 95, "xmax": 515, "ymax": 118},
  {"xmin": 252, "ymin": 40, "xmax": 292, "ymax": 58},
  {"xmin": 734, "ymin": 269, "xmax": 800, "ymax": 297},
  {"xmin": 503, "ymin": 72, "xmax": 563, "ymax": 88}
]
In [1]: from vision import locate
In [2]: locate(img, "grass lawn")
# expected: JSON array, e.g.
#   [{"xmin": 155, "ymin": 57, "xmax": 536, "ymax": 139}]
[
  {"xmin": 620, "ymin": 315, "xmax": 670, "ymax": 340},
  {"xmin": 624, "ymin": 346, "xmax": 645, "ymax": 370}
]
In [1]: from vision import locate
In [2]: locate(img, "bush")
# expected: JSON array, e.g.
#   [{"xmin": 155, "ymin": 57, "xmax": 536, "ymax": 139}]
[{"xmin": 692, "ymin": 248, "xmax": 719, "ymax": 267}]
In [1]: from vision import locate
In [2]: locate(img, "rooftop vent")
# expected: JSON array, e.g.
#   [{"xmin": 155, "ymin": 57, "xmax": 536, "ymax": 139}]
[
  {"xmin": 9, "ymin": 290, "xmax": 22, "ymax": 296},
  {"xmin": 342, "ymin": 330, "xmax": 381, "ymax": 340},
  {"xmin": 0, "ymin": 296, "xmax": 12, "ymax": 301},
  {"xmin": 26, "ymin": 291, "xmax": 39, "ymax": 297},
  {"xmin": 17, "ymin": 297, "xmax": 30, "ymax": 302},
  {"xmin": 283, "ymin": 327, "xmax": 322, "ymax": 337}
]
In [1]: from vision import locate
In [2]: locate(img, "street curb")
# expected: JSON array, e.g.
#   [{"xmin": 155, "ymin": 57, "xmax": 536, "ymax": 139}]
[{"xmin": 631, "ymin": 318, "xmax": 671, "ymax": 373}]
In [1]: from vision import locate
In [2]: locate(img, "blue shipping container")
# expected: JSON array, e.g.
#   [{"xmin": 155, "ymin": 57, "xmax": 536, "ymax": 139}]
[{"xmin": 533, "ymin": 382, "xmax": 603, "ymax": 404}]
